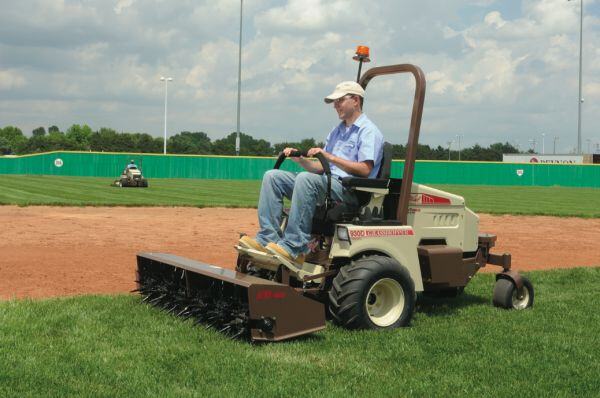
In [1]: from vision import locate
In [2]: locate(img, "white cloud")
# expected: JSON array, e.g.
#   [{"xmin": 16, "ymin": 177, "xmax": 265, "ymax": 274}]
[
  {"xmin": 1, "ymin": 0, "xmax": 599, "ymax": 150},
  {"xmin": 0, "ymin": 70, "xmax": 26, "ymax": 90},
  {"xmin": 114, "ymin": 0, "xmax": 136, "ymax": 15},
  {"xmin": 256, "ymin": 0, "xmax": 351, "ymax": 31}
]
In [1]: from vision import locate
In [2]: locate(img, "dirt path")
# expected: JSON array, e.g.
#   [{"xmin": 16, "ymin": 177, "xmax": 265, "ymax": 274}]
[{"xmin": 0, "ymin": 206, "xmax": 598, "ymax": 299}]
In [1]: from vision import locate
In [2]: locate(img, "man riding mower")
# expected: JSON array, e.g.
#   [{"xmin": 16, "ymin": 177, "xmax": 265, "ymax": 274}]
[
  {"xmin": 112, "ymin": 159, "xmax": 149, "ymax": 188},
  {"xmin": 135, "ymin": 48, "xmax": 533, "ymax": 342}
]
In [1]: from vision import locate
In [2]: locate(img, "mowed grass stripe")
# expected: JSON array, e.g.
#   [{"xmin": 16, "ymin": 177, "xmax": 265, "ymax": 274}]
[
  {"xmin": 0, "ymin": 175, "xmax": 598, "ymax": 217},
  {"xmin": 434, "ymin": 184, "xmax": 600, "ymax": 218},
  {"xmin": 1, "ymin": 268, "xmax": 598, "ymax": 396},
  {"xmin": 0, "ymin": 175, "xmax": 260, "ymax": 207}
]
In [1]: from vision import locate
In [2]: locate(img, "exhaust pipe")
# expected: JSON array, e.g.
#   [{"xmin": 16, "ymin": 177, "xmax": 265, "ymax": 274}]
[{"xmin": 136, "ymin": 252, "xmax": 326, "ymax": 341}]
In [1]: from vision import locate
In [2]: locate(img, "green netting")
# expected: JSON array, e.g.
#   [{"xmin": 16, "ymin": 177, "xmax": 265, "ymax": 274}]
[{"xmin": 0, "ymin": 151, "xmax": 598, "ymax": 187}]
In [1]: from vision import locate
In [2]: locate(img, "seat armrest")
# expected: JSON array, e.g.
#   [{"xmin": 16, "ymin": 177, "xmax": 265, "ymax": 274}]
[{"xmin": 341, "ymin": 177, "xmax": 389, "ymax": 189}]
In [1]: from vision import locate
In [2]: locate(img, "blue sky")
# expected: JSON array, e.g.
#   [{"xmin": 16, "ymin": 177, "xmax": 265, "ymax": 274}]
[{"xmin": 1, "ymin": 0, "xmax": 599, "ymax": 153}]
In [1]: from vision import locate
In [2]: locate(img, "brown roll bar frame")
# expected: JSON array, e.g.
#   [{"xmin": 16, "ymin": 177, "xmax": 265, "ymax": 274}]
[{"xmin": 359, "ymin": 64, "xmax": 426, "ymax": 225}]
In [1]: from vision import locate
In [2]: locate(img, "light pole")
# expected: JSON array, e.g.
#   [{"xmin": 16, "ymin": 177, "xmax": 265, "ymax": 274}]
[
  {"xmin": 160, "ymin": 76, "xmax": 173, "ymax": 155},
  {"xmin": 455, "ymin": 134, "xmax": 463, "ymax": 161},
  {"xmin": 235, "ymin": 0, "xmax": 243, "ymax": 156},
  {"xmin": 569, "ymin": 0, "xmax": 583, "ymax": 154},
  {"xmin": 541, "ymin": 133, "xmax": 546, "ymax": 154},
  {"xmin": 446, "ymin": 140, "xmax": 454, "ymax": 161},
  {"xmin": 529, "ymin": 138, "xmax": 537, "ymax": 153},
  {"xmin": 586, "ymin": 138, "xmax": 591, "ymax": 154},
  {"xmin": 553, "ymin": 136, "xmax": 560, "ymax": 154}
]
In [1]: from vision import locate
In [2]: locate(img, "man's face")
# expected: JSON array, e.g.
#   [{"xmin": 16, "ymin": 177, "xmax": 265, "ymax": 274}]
[{"xmin": 333, "ymin": 95, "xmax": 359, "ymax": 121}]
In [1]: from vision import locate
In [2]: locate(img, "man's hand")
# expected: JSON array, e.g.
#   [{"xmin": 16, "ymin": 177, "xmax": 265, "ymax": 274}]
[
  {"xmin": 282, "ymin": 147, "xmax": 299, "ymax": 157},
  {"xmin": 307, "ymin": 147, "xmax": 373, "ymax": 177},
  {"xmin": 306, "ymin": 147, "xmax": 327, "ymax": 159},
  {"xmin": 283, "ymin": 147, "xmax": 304, "ymax": 167}
]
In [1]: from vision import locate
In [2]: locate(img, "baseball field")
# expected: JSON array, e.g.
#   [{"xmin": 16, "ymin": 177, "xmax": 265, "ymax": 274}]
[{"xmin": 1, "ymin": 175, "xmax": 599, "ymax": 396}]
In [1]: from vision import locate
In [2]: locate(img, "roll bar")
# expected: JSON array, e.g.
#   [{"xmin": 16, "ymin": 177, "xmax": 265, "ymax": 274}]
[{"xmin": 359, "ymin": 64, "xmax": 426, "ymax": 225}]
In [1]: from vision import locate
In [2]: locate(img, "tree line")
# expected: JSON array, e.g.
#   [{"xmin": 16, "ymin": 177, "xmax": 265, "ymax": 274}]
[{"xmin": 0, "ymin": 124, "xmax": 519, "ymax": 161}]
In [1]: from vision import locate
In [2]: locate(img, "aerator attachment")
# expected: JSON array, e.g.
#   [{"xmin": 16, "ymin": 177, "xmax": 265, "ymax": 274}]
[{"xmin": 136, "ymin": 252, "xmax": 326, "ymax": 341}]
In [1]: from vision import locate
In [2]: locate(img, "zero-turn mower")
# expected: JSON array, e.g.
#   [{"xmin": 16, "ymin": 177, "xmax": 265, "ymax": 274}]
[
  {"xmin": 136, "ymin": 48, "xmax": 534, "ymax": 342},
  {"xmin": 112, "ymin": 161, "xmax": 149, "ymax": 188}
]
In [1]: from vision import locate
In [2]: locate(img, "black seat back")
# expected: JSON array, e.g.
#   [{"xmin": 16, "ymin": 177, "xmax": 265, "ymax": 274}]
[
  {"xmin": 378, "ymin": 142, "xmax": 393, "ymax": 179},
  {"xmin": 353, "ymin": 141, "xmax": 393, "ymax": 206}
]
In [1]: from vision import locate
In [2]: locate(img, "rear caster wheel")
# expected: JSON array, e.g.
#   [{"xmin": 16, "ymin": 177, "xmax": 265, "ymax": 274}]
[{"xmin": 493, "ymin": 276, "xmax": 534, "ymax": 309}]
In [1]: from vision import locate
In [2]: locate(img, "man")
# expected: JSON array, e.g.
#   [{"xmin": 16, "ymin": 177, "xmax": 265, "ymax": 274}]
[
  {"xmin": 126, "ymin": 160, "xmax": 137, "ymax": 169},
  {"xmin": 239, "ymin": 81, "xmax": 384, "ymax": 264}
]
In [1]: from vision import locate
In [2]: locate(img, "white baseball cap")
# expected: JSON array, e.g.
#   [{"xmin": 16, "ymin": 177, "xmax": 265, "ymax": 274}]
[{"xmin": 324, "ymin": 81, "xmax": 365, "ymax": 103}]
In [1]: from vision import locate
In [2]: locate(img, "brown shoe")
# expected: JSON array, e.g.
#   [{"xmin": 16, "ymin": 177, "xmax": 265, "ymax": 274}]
[
  {"xmin": 266, "ymin": 243, "xmax": 305, "ymax": 265},
  {"xmin": 238, "ymin": 236, "xmax": 267, "ymax": 253}
]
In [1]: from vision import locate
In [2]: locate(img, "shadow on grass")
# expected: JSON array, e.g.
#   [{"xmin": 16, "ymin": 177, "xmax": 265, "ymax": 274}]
[
  {"xmin": 416, "ymin": 292, "xmax": 489, "ymax": 317},
  {"xmin": 251, "ymin": 332, "xmax": 325, "ymax": 346}
]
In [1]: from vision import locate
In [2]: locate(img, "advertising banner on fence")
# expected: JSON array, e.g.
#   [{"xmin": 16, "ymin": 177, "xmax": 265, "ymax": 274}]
[{"xmin": 503, "ymin": 154, "xmax": 586, "ymax": 164}]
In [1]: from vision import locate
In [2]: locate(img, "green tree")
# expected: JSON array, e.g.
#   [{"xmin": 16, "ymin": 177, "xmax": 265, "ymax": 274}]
[
  {"xmin": 21, "ymin": 125, "xmax": 65, "ymax": 152},
  {"xmin": 32, "ymin": 127, "xmax": 46, "ymax": 137},
  {"xmin": 391, "ymin": 144, "xmax": 406, "ymax": 159},
  {"xmin": 134, "ymin": 133, "xmax": 163, "ymax": 153},
  {"xmin": 65, "ymin": 124, "xmax": 93, "ymax": 150},
  {"xmin": 0, "ymin": 136, "xmax": 10, "ymax": 154},
  {"xmin": 114, "ymin": 132, "xmax": 137, "ymax": 152},
  {"xmin": 168, "ymin": 131, "xmax": 212, "ymax": 154},
  {"xmin": 90, "ymin": 128, "xmax": 120, "ymax": 152},
  {"xmin": 461, "ymin": 144, "xmax": 486, "ymax": 161},
  {"xmin": 213, "ymin": 132, "xmax": 272, "ymax": 156},
  {"xmin": 488, "ymin": 142, "xmax": 519, "ymax": 160},
  {"xmin": 46, "ymin": 129, "xmax": 68, "ymax": 151},
  {"xmin": 272, "ymin": 138, "xmax": 323, "ymax": 154},
  {"xmin": 0, "ymin": 126, "xmax": 27, "ymax": 154},
  {"xmin": 432, "ymin": 145, "xmax": 449, "ymax": 160}
]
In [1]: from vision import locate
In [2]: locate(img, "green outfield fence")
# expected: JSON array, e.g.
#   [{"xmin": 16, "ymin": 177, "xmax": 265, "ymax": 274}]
[{"xmin": 1, "ymin": 151, "xmax": 599, "ymax": 187}]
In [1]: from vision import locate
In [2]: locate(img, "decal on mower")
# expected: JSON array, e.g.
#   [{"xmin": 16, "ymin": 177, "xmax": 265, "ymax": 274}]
[
  {"xmin": 409, "ymin": 193, "xmax": 451, "ymax": 205},
  {"xmin": 349, "ymin": 228, "xmax": 414, "ymax": 240},
  {"xmin": 256, "ymin": 290, "xmax": 287, "ymax": 301}
]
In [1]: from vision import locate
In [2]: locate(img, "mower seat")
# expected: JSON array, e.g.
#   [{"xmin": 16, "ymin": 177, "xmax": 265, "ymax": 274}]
[{"xmin": 311, "ymin": 142, "xmax": 399, "ymax": 235}]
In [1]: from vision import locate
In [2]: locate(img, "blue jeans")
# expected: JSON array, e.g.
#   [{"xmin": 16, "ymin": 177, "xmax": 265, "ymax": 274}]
[{"xmin": 255, "ymin": 170, "xmax": 359, "ymax": 258}]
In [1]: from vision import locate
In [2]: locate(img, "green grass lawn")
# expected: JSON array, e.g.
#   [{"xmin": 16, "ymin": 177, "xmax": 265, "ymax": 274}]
[
  {"xmin": 0, "ymin": 174, "xmax": 598, "ymax": 217},
  {"xmin": 0, "ymin": 175, "xmax": 600, "ymax": 217},
  {"xmin": 0, "ymin": 175, "xmax": 260, "ymax": 208},
  {"xmin": 1, "ymin": 268, "xmax": 598, "ymax": 397},
  {"xmin": 438, "ymin": 184, "xmax": 600, "ymax": 218}
]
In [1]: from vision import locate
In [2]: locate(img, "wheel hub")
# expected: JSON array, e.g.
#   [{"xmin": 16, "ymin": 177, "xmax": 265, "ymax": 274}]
[
  {"xmin": 365, "ymin": 278, "xmax": 405, "ymax": 327},
  {"xmin": 512, "ymin": 286, "xmax": 530, "ymax": 310}
]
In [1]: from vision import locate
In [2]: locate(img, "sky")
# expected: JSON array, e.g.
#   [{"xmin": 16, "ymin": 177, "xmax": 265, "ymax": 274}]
[{"xmin": 1, "ymin": 0, "xmax": 599, "ymax": 154}]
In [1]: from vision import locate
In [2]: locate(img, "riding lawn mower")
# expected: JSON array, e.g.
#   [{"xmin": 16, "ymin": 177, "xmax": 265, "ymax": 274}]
[
  {"xmin": 112, "ymin": 161, "xmax": 149, "ymax": 188},
  {"xmin": 135, "ymin": 47, "xmax": 534, "ymax": 342}
]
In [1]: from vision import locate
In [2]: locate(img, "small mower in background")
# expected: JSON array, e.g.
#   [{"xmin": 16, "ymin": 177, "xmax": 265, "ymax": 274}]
[
  {"xmin": 135, "ymin": 46, "xmax": 534, "ymax": 342},
  {"xmin": 112, "ymin": 160, "xmax": 149, "ymax": 188}
]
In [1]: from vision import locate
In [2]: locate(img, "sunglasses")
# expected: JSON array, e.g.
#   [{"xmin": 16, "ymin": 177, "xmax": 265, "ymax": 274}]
[{"xmin": 333, "ymin": 95, "xmax": 356, "ymax": 105}]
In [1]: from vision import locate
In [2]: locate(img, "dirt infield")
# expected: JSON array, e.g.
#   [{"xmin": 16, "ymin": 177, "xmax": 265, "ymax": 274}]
[{"xmin": 1, "ymin": 206, "xmax": 598, "ymax": 300}]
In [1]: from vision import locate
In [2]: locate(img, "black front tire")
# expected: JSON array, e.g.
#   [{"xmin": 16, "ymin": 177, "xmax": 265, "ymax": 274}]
[
  {"xmin": 493, "ymin": 276, "xmax": 534, "ymax": 309},
  {"xmin": 329, "ymin": 255, "xmax": 416, "ymax": 330}
]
